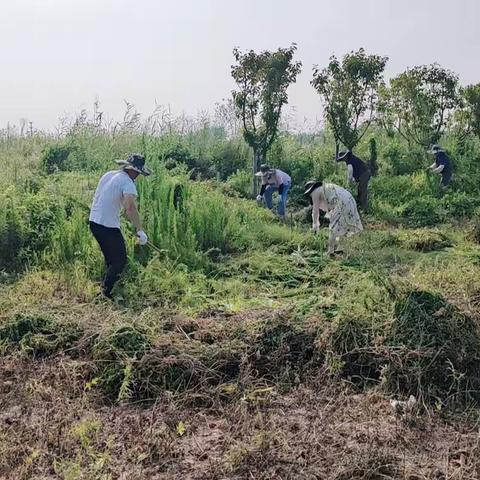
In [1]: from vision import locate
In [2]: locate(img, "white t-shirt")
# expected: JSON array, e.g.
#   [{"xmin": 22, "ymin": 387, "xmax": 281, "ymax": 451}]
[{"xmin": 89, "ymin": 170, "xmax": 138, "ymax": 228}]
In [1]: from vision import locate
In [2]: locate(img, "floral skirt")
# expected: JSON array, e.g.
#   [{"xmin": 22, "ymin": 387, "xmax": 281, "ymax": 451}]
[{"xmin": 326, "ymin": 186, "xmax": 363, "ymax": 239}]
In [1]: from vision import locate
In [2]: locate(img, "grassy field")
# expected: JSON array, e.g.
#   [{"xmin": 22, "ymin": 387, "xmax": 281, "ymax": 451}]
[{"xmin": 2, "ymin": 130, "xmax": 480, "ymax": 479}]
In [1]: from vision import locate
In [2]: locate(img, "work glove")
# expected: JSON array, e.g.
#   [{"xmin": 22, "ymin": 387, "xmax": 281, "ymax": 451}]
[
  {"xmin": 136, "ymin": 230, "xmax": 148, "ymax": 246},
  {"xmin": 256, "ymin": 195, "xmax": 263, "ymax": 202}
]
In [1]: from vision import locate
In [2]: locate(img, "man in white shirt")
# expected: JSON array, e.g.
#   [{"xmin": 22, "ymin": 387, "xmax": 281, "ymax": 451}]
[
  {"xmin": 255, "ymin": 164, "xmax": 292, "ymax": 220},
  {"xmin": 89, "ymin": 154, "xmax": 151, "ymax": 298}
]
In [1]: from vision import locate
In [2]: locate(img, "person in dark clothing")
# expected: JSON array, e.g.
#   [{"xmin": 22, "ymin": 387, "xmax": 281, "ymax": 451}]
[
  {"xmin": 336, "ymin": 151, "xmax": 371, "ymax": 210},
  {"xmin": 427, "ymin": 145, "xmax": 453, "ymax": 188},
  {"xmin": 89, "ymin": 154, "xmax": 152, "ymax": 298}
]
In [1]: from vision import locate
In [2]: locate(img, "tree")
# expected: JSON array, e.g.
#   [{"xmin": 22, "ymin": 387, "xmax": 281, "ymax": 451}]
[
  {"xmin": 379, "ymin": 64, "xmax": 460, "ymax": 147},
  {"xmin": 459, "ymin": 84, "xmax": 480, "ymax": 138},
  {"xmin": 311, "ymin": 48, "xmax": 388, "ymax": 156},
  {"xmin": 231, "ymin": 44, "xmax": 302, "ymax": 195}
]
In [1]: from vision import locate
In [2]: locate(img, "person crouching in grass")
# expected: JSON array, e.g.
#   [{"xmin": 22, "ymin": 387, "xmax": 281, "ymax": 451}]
[
  {"xmin": 89, "ymin": 154, "xmax": 151, "ymax": 299},
  {"xmin": 255, "ymin": 164, "xmax": 292, "ymax": 220},
  {"xmin": 427, "ymin": 144, "xmax": 453, "ymax": 189},
  {"xmin": 304, "ymin": 180, "xmax": 363, "ymax": 256}
]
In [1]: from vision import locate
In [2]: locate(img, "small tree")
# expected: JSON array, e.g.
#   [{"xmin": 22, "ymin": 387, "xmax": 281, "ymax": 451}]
[
  {"xmin": 460, "ymin": 84, "xmax": 480, "ymax": 139},
  {"xmin": 380, "ymin": 64, "xmax": 460, "ymax": 147},
  {"xmin": 231, "ymin": 44, "xmax": 302, "ymax": 195},
  {"xmin": 311, "ymin": 48, "xmax": 388, "ymax": 156}
]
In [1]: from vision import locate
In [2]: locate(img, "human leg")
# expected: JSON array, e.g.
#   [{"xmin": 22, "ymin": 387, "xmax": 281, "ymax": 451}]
[
  {"xmin": 357, "ymin": 172, "xmax": 370, "ymax": 211},
  {"xmin": 277, "ymin": 183, "xmax": 290, "ymax": 218},
  {"xmin": 263, "ymin": 185, "xmax": 277, "ymax": 210},
  {"xmin": 102, "ymin": 229, "xmax": 127, "ymax": 297},
  {"xmin": 90, "ymin": 222, "xmax": 127, "ymax": 298}
]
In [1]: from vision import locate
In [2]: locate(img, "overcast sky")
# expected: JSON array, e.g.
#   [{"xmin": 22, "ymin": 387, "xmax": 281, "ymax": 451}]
[{"xmin": 1, "ymin": 0, "xmax": 479, "ymax": 131}]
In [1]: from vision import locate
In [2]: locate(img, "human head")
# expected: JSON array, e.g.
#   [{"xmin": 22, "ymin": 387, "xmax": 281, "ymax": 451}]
[
  {"xmin": 336, "ymin": 151, "xmax": 351, "ymax": 162},
  {"xmin": 427, "ymin": 144, "xmax": 443, "ymax": 155},
  {"xmin": 115, "ymin": 154, "xmax": 152, "ymax": 178},
  {"xmin": 255, "ymin": 164, "xmax": 273, "ymax": 177},
  {"xmin": 304, "ymin": 180, "xmax": 322, "ymax": 196}
]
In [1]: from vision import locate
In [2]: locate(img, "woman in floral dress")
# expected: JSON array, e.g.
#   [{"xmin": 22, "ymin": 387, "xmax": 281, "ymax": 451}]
[{"xmin": 304, "ymin": 181, "xmax": 363, "ymax": 255}]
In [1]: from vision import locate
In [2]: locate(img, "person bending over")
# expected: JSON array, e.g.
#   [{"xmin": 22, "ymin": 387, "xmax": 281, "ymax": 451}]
[
  {"xmin": 304, "ymin": 180, "xmax": 363, "ymax": 256},
  {"xmin": 427, "ymin": 144, "xmax": 452, "ymax": 188},
  {"xmin": 255, "ymin": 164, "xmax": 291, "ymax": 220},
  {"xmin": 89, "ymin": 154, "xmax": 151, "ymax": 298},
  {"xmin": 336, "ymin": 151, "xmax": 371, "ymax": 211}
]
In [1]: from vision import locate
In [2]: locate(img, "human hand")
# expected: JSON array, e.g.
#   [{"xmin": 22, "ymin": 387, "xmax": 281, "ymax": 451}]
[{"xmin": 136, "ymin": 230, "xmax": 148, "ymax": 246}]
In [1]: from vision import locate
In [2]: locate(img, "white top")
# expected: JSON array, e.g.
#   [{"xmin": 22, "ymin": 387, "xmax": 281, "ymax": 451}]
[
  {"xmin": 261, "ymin": 169, "xmax": 291, "ymax": 187},
  {"xmin": 89, "ymin": 170, "xmax": 138, "ymax": 228}
]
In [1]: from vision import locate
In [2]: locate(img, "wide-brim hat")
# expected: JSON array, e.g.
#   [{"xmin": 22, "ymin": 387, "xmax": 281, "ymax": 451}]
[
  {"xmin": 255, "ymin": 164, "xmax": 273, "ymax": 177},
  {"xmin": 336, "ymin": 151, "xmax": 349, "ymax": 162},
  {"xmin": 115, "ymin": 154, "xmax": 152, "ymax": 176},
  {"xmin": 427, "ymin": 144, "xmax": 443, "ymax": 154},
  {"xmin": 304, "ymin": 181, "xmax": 322, "ymax": 196}
]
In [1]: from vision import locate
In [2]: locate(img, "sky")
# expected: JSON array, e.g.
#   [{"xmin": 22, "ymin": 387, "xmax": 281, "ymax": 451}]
[{"xmin": 1, "ymin": 0, "xmax": 479, "ymax": 131}]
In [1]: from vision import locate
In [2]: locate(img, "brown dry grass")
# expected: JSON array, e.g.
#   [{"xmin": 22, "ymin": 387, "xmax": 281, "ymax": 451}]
[{"xmin": 2, "ymin": 340, "xmax": 480, "ymax": 479}]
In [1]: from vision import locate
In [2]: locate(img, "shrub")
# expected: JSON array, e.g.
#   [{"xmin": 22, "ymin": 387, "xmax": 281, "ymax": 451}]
[
  {"xmin": 227, "ymin": 170, "xmax": 252, "ymax": 198},
  {"xmin": 41, "ymin": 143, "xmax": 72, "ymax": 174},
  {"xmin": 442, "ymin": 191, "xmax": 479, "ymax": 218},
  {"xmin": 401, "ymin": 197, "xmax": 445, "ymax": 227},
  {"xmin": 0, "ymin": 314, "xmax": 82, "ymax": 357}
]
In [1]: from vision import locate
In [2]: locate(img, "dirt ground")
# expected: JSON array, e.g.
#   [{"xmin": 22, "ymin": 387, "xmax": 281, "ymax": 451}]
[{"xmin": 1, "ymin": 354, "xmax": 480, "ymax": 480}]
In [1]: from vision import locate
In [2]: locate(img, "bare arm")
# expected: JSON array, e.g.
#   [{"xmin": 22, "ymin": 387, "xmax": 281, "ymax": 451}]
[
  {"xmin": 311, "ymin": 189, "xmax": 321, "ymax": 233},
  {"xmin": 123, "ymin": 194, "xmax": 142, "ymax": 232},
  {"xmin": 347, "ymin": 164, "xmax": 354, "ymax": 184},
  {"xmin": 432, "ymin": 164, "xmax": 445, "ymax": 173}
]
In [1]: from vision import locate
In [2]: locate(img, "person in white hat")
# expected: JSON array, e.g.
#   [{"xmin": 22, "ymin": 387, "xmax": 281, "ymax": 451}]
[
  {"xmin": 304, "ymin": 180, "xmax": 363, "ymax": 256},
  {"xmin": 427, "ymin": 144, "xmax": 452, "ymax": 188},
  {"xmin": 255, "ymin": 164, "xmax": 292, "ymax": 220},
  {"xmin": 89, "ymin": 154, "xmax": 151, "ymax": 298}
]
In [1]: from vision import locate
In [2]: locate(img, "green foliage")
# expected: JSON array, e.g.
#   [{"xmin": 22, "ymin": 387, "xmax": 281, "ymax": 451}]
[
  {"xmin": 441, "ymin": 190, "xmax": 480, "ymax": 218},
  {"xmin": 41, "ymin": 142, "xmax": 72, "ymax": 174},
  {"xmin": 382, "ymin": 140, "xmax": 420, "ymax": 175},
  {"xmin": 401, "ymin": 197, "xmax": 445, "ymax": 227},
  {"xmin": 0, "ymin": 314, "xmax": 82, "ymax": 357},
  {"xmin": 227, "ymin": 170, "xmax": 252, "ymax": 198},
  {"xmin": 231, "ymin": 44, "xmax": 302, "ymax": 184},
  {"xmin": 396, "ymin": 229, "xmax": 451, "ymax": 252},
  {"xmin": 459, "ymin": 83, "xmax": 480, "ymax": 138},
  {"xmin": 311, "ymin": 48, "xmax": 388, "ymax": 150},
  {"xmin": 0, "ymin": 186, "xmax": 64, "ymax": 270},
  {"xmin": 380, "ymin": 63, "xmax": 460, "ymax": 146}
]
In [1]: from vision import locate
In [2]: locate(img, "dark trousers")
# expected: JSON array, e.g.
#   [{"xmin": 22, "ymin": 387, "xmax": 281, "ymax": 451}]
[
  {"xmin": 441, "ymin": 169, "xmax": 452, "ymax": 187},
  {"xmin": 357, "ymin": 171, "xmax": 371, "ymax": 211},
  {"xmin": 89, "ymin": 221, "xmax": 127, "ymax": 298}
]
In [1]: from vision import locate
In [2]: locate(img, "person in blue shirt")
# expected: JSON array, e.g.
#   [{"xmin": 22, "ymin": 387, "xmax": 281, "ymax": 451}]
[
  {"xmin": 427, "ymin": 144, "xmax": 452, "ymax": 188},
  {"xmin": 336, "ymin": 151, "xmax": 371, "ymax": 211}
]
